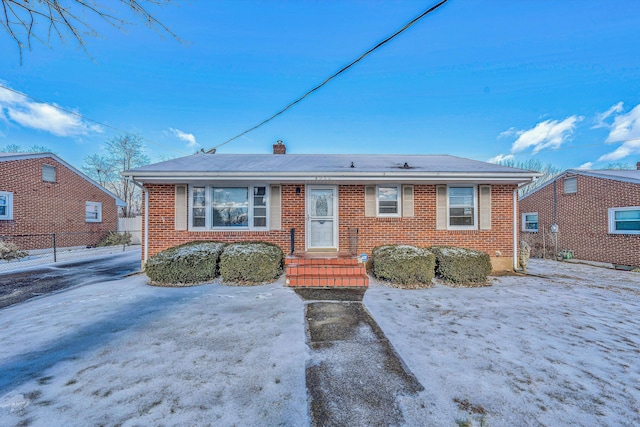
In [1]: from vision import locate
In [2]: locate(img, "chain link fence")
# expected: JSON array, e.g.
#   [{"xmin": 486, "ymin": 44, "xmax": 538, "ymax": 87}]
[
  {"xmin": 520, "ymin": 231, "xmax": 575, "ymax": 261},
  {"xmin": 0, "ymin": 230, "xmax": 141, "ymax": 273}
]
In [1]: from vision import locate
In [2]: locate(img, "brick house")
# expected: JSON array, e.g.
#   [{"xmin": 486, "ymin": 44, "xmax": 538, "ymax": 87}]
[
  {"xmin": 519, "ymin": 165, "xmax": 640, "ymax": 268},
  {"xmin": 124, "ymin": 142, "xmax": 538, "ymax": 285},
  {"xmin": 0, "ymin": 152, "xmax": 126, "ymax": 249}
]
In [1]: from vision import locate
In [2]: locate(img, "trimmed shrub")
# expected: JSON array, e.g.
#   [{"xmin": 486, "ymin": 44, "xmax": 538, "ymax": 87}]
[
  {"xmin": 371, "ymin": 245, "xmax": 435, "ymax": 287},
  {"xmin": 219, "ymin": 242, "xmax": 283, "ymax": 284},
  {"xmin": 145, "ymin": 241, "xmax": 225, "ymax": 285},
  {"xmin": 430, "ymin": 246, "xmax": 492, "ymax": 285},
  {"xmin": 0, "ymin": 241, "xmax": 27, "ymax": 261},
  {"xmin": 97, "ymin": 231, "xmax": 131, "ymax": 247}
]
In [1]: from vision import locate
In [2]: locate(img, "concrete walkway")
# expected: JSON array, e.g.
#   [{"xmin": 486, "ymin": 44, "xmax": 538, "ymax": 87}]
[{"xmin": 300, "ymin": 290, "xmax": 423, "ymax": 427}]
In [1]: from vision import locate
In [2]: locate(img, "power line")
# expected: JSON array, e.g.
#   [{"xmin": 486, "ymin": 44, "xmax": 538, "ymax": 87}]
[
  {"xmin": 0, "ymin": 83, "xmax": 190, "ymax": 156},
  {"xmin": 207, "ymin": 0, "xmax": 450, "ymax": 153}
]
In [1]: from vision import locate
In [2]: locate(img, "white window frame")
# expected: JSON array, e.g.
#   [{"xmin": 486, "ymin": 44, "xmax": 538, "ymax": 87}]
[
  {"xmin": 42, "ymin": 164, "xmax": 56, "ymax": 182},
  {"xmin": 0, "ymin": 191, "xmax": 13, "ymax": 220},
  {"xmin": 189, "ymin": 184, "xmax": 269, "ymax": 231},
  {"xmin": 447, "ymin": 185, "xmax": 478, "ymax": 230},
  {"xmin": 522, "ymin": 212, "xmax": 539, "ymax": 232},
  {"xmin": 85, "ymin": 201, "xmax": 102, "ymax": 223},
  {"xmin": 608, "ymin": 206, "xmax": 640, "ymax": 235},
  {"xmin": 376, "ymin": 185, "xmax": 401, "ymax": 217}
]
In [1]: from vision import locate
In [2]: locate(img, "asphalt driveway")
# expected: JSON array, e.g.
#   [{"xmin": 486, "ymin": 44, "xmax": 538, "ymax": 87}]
[{"xmin": 0, "ymin": 250, "xmax": 141, "ymax": 309}]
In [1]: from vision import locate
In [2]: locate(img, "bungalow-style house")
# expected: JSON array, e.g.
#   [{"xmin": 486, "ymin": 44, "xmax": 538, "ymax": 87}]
[
  {"xmin": 519, "ymin": 165, "xmax": 640, "ymax": 269},
  {"xmin": 0, "ymin": 152, "xmax": 126, "ymax": 249},
  {"xmin": 124, "ymin": 142, "xmax": 538, "ymax": 286}
]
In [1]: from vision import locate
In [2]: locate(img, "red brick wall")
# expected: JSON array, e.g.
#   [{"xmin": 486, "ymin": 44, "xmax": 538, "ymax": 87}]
[
  {"xmin": 519, "ymin": 174, "xmax": 640, "ymax": 267},
  {"xmin": 144, "ymin": 183, "xmax": 517, "ymax": 265},
  {"xmin": 0, "ymin": 157, "xmax": 119, "ymax": 245}
]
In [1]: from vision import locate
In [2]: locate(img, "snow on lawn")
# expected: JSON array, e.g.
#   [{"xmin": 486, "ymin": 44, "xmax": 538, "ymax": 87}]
[
  {"xmin": 364, "ymin": 259, "xmax": 640, "ymax": 426},
  {"xmin": 0, "ymin": 275, "xmax": 308, "ymax": 427}
]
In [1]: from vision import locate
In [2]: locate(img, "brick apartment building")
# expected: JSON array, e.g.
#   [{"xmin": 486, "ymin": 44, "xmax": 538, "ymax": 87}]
[
  {"xmin": 124, "ymin": 142, "xmax": 539, "ymax": 277},
  {"xmin": 0, "ymin": 152, "xmax": 126, "ymax": 248},
  {"xmin": 519, "ymin": 164, "xmax": 640, "ymax": 268}
]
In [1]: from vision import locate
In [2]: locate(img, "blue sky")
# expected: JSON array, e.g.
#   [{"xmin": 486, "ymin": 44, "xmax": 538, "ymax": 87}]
[{"xmin": 1, "ymin": 0, "xmax": 640, "ymax": 171}]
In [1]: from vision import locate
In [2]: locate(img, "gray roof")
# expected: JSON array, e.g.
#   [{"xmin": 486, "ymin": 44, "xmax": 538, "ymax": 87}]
[
  {"xmin": 124, "ymin": 153, "xmax": 540, "ymax": 185},
  {"xmin": 1, "ymin": 152, "xmax": 127, "ymax": 206}
]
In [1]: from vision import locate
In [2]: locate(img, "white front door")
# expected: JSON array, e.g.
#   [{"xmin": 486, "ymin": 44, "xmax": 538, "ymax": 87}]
[{"xmin": 307, "ymin": 186, "xmax": 338, "ymax": 250}]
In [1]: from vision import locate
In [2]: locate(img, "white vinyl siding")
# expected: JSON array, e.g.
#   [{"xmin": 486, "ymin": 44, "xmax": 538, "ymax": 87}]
[
  {"xmin": 608, "ymin": 207, "xmax": 640, "ymax": 234},
  {"xmin": 522, "ymin": 212, "xmax": 539, "ymax": 232},
  {"xmin": 0, "ymin": 191, "xmax": 13, "ymax": 220}
]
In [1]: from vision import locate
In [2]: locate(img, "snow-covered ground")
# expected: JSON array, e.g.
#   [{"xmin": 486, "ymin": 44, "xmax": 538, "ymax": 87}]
[
  {"xmin": 365, "ymin": 259, "xmax": 640, "ymax": 426},
  {"xmin": 1, "ymin": 258, "xmax": 639, "ymax": 426}
]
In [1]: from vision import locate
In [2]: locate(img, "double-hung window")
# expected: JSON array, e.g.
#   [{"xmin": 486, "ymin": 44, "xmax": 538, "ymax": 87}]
[
  {"xmin": 0, "ymin": 191, "xmax": 13, "ymax": 220},
  {"xmin": 608, "ymin": 207, "xmax": 640, "ymax": 234},
  {"xmin": 448, "ymin": 186, "xmax": 477, "ymax": 229},
  {"xmin": 522, "ymin": 212, "xmax": 538, "ymax": 232},
  {"xmin": 85, "ymin": 201, "xmax": 102, "ymax": 222},
  {"xmin": 191, "ymin": 185, "xmax": 268, "ymax": 229},
  {"xmin": 377, "ymin": 185, "xmax": 401, "ymax": 216}
]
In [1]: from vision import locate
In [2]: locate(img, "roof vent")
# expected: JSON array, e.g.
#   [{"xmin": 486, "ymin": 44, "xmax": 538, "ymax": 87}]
[
  {"xmin": 403, "ymin": 162, "xmax": 410, "ymax": 169},
  {"xmin": 350, "ymin": 162, "xmax": 355, "ymax": 168}
]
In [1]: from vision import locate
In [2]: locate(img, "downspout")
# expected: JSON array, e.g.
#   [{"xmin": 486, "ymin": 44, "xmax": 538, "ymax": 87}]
[
  {"xmin": 513, "ymin": 188, "xmax": 518, "ymax": 270},
  {"xmin": 126, "ymin": 177, "xmax": 149, "ymax": 268}
]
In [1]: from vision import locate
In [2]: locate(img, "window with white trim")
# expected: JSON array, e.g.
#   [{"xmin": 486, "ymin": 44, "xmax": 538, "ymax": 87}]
[
  {"xmin": 377, "ymin": 185, "xmax": 401, "ymax": 216},
  {"xmin": 191, "ymin": 185, "xmax": 268, "ymax": 229},
  {"xmin": 448, "ymin": 186, "xmax": 477, "ymax": 229},
  {"xmin": 522, "ymin": 212, "xmax": 538, "ymax": 232},
  {"xmin": 608, "ymin": 207, "xmax": 640, "ymax": 234},
  {"xmin": 42, "ymin": 164, "xmax": 56, "ymax": 182},
  {"xmin": 0, "ymin": 191, "xmax": 13, "ymax": 220},
  {"xmin": 85, "ymin": 201, "xmax": 102, "ymax": 222}
]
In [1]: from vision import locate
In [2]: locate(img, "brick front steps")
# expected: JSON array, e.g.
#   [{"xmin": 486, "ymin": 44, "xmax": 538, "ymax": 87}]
[{"xmin": 285, "ymin": 254, "xmax": 369, "ymax": 288}]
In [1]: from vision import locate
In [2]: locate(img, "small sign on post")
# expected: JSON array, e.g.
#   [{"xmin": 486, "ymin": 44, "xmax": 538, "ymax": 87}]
[{"xmin": 359, "ymin": 253, "xmax": 369, "ymax": 263}]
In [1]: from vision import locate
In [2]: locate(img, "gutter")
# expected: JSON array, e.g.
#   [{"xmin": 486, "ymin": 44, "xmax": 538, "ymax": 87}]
[{"xmin": 126, "ymin": 176, "xmax": 149, "ymax": 267}]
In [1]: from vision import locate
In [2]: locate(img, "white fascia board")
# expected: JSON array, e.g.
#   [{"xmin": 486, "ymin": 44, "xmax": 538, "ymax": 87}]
[{"xmin": 127, "ymin": 171, "xmax": 540, "ymax": 185}]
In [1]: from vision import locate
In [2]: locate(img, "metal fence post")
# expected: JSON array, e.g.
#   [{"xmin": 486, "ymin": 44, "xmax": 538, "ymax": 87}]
[{"xmin": 52, "ymin": 233, "xmax": 57, "ymax": 262}]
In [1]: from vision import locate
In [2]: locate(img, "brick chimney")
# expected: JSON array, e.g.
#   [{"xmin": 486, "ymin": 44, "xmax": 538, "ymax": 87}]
[{"xmin": 273, "ymin": 140, "xmax": 286, "ymax": 154}]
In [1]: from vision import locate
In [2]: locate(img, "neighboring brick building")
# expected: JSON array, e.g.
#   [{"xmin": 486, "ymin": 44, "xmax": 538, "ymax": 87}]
[
  {"xmin": 0, "ymin": 152, "xmax": 126, "ymax": 248},
  {"xmin": 125, "ymin": 142, "xmax": 539, "ymax": 278},
  {"xmin": 519, "ymin": 166, "xmax": 640, "ymax": 268}
]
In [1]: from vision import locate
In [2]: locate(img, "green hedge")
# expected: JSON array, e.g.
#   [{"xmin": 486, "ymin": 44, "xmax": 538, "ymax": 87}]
[
  {"xmin": 145, "ymin": 241, "xmax": 225, "ymax": 285},
  {"xmin": 430, "ymin": 246, "xmax": 492, "ymax": 285},
  {"xmin": 371, "ymin": 245, "xmax": 435, "ymax": 287},
  {"xmin": 219, "ymin": 242, "xmax": 284, "ymax": 284}
]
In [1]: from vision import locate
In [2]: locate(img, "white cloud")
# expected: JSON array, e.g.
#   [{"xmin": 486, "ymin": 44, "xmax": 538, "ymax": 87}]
[
  {"xmin": 598, "ymin": 103, "xmax": 640, "ymax": 161},
  {"xmin": 509, "ymin": 116, "xmax": 583, "ymax": 154},
  {"xmin": 169, "ymin": 127, "xmax": 199, "ymax": 148},
  {"xmin": 0, "ymin": 86, "xmax": 102, "ymax": 136},
  {"xmin": 577, "ymin": 162, "xmax": 593, "ymax": 170},
  {"xmin": 487, "ymin": 153, "xmax": 514, "ymax": 164},
  {"xmin": 593, "ymin": 102, "xmax": 624, "ymax": 129}
]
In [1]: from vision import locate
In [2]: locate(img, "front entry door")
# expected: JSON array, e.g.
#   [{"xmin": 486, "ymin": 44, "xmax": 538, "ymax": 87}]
[{"xmin": 307, "ymin": 186, "xmax": 338, "ymax": 250}]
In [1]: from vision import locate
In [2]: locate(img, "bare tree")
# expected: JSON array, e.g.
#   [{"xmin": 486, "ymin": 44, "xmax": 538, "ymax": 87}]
[
  {"xmin": 0, "ymin": 144, "xmax": 55, "ymax": 153},
  {"xmin": 498, "ymin": 158, "xmax": 562, "ymax": 197},
  {"xmin": 1, "ymin": 0, "xmax": 179, "ymax": 61},
  {"xmin": 605, "ymin": 162, "xmax": 635, "ymax": 170},
  {"xmin": 82, "ymin": 134, "xmax": 149, "ymax": 217}
]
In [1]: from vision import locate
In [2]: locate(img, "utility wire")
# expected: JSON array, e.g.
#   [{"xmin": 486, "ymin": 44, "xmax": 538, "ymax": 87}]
[
  {"xmin": 0, "ymin": 83, "xmax": 190, "ymax": 156},
  {"xmin": 207, "ymin": 0, "xmax": 450, "ymax": 153}
]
